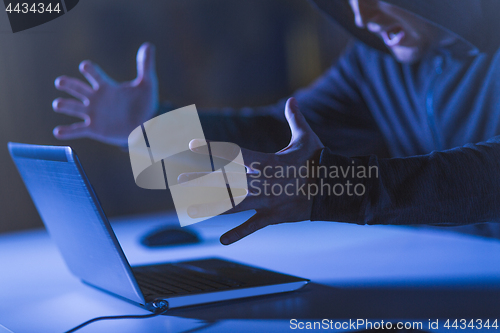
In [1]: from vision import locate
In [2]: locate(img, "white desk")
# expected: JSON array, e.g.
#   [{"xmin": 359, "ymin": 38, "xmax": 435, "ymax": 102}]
[{"xmin": 1, "ymin": 211, "xmax": 500, "ymax": 332}]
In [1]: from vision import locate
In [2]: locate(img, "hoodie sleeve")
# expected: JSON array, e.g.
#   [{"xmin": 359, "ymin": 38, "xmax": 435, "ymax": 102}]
[
  {"xmin": 157, "ymin": 44, "xmax": 389, "ymax": 156},
  {"xmin": 311, "ymin": 136, "xmax": 500, "ymax": 225}
]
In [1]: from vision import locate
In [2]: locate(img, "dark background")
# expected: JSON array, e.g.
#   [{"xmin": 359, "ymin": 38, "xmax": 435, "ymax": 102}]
[{"xmin": 0, "ymin": 0, "xmax": 350, "ymax": 233}]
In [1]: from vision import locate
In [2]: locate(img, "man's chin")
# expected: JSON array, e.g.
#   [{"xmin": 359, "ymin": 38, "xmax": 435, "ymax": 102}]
[{"xmin": 390, "ymin": 45, "xmax": 424, "ymax": 64}]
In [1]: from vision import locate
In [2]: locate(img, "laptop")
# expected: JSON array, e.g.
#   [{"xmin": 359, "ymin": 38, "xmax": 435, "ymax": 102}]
[
  {"xmin": 8, "ymin": 142, "xmax": 308, "ymax": 312},
  {"xmin": 0, "ymin": 325, "xmax": 13, "ymax": 333}
]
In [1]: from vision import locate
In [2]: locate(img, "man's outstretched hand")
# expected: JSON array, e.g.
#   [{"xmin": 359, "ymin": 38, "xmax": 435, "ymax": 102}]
[
  {"xmin": 180, "ymin": 98, "xmax": 324, "ymax": 245},
  {"xmin": 52, "ymin": 42, "xmax": 159, "ymax": 146}
]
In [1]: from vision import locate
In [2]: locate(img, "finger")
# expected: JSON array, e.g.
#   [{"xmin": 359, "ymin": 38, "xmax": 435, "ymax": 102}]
[
  {"xmin": 189, "ymin": 139, "xmax": 269, "ymax": 168},
  {"xmin": 177, "ymin": 171, "xmax": 211, "ymax": 184},
  {"xmin": 79, "ymin": 60, "xmax": 111, "ymax": 90},
  {"xmin": 285, "ymin": 97, "xmax": 315, "ymax": 141},
  {"xmin": 136, "ymin": 42, "xmax": 156, "ymax": 83},
  {"xmin": 53, "ymin": 122, "xmax": 89, "ymax": 140},
  {"xmin": 177, "ymin": 171, "xmax": 247, "ymax": 188},
  {"xmin": 52, "ymin": 98, "xmax": 86, "ymax": 117},
  {"xmin": 220, "ymin": 213, "xmax": 271, "ymax": 245},
  {"xmin": 187, "ymin": 195, "xmax": 250, "ymax": 219},
  {"xmin": 55, "ymin": 76, "xmax": 93, "ymax": 102}
]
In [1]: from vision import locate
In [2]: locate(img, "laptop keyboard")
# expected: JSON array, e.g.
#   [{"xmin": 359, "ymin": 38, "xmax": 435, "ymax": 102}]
[{"xmin": 133, "ymin": 263, "xmax": 245, "ymax": 297}]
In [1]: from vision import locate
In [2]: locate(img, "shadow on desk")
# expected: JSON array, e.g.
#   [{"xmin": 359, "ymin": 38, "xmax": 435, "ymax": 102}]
[{"xmin": 168, "ymin": 282, "xmax": 500, "ymax": 320}]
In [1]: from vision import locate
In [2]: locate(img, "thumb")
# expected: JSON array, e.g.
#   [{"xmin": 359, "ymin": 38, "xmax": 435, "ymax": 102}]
[
  {"xmin": 136, "ymin": 42, "xmax": 157, "ymax": 83},
  {"xmin": 285, "ymin": 97, "xmax": 315, "ymax": 142}
]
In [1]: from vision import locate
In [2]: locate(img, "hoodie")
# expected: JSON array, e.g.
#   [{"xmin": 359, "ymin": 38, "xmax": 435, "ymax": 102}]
[{"xmin": 160, "ymin": 0, "xmax": 500, "ymax": 233}]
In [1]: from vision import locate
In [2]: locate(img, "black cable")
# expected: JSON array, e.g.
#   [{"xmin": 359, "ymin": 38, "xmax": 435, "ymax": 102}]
[{"xmin": 64, "ymin": 306, "xmax": 169, "ymax": 333}]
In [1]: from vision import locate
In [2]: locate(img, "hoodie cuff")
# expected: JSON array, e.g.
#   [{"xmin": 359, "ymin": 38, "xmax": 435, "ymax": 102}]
[{"xmin": 310, "ymin": 147, "xmax": 380, "ymax": 224}]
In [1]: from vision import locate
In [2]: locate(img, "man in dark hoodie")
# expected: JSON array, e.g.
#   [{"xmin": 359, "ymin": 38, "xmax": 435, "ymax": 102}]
[{"xmin": 52, "ymin": 0, "xmax": 500, "ymax": 245}]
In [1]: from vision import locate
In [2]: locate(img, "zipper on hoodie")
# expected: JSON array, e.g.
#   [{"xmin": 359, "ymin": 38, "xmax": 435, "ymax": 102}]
[{"xmin": 426, "ymin": 55, "xmax": 443, "ymax": 151}]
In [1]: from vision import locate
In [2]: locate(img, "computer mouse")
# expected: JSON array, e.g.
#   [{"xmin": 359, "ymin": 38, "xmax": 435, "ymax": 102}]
[{"xmin": 141, "ymin": 227, "xmax": 201, "ymax": 248}]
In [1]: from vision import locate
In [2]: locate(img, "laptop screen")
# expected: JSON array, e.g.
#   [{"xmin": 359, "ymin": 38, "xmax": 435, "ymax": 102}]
[{"xmin": 8, "ymin": 142, "xmax": 145, "ymax": 305}]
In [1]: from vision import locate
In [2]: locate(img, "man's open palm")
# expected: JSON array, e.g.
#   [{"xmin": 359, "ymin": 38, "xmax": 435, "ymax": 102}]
[{"xmin": 52, "ymin": 42, "xmax": 159, "ymax": 146}]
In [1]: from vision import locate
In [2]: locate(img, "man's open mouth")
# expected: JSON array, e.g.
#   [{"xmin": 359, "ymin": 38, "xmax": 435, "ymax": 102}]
[{"xmin": 382, "ymin": 26, "xmax": 405, "ymax": 46}]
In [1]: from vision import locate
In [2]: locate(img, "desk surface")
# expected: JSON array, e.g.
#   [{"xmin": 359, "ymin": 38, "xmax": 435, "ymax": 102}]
[{"xmin": 1, "ymin": 211, "xmax": 500, "ymax": 332}]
